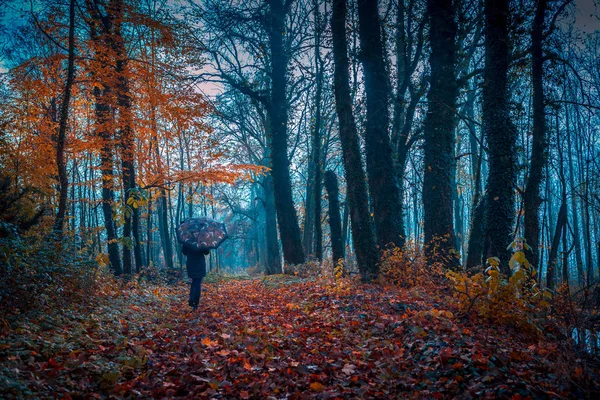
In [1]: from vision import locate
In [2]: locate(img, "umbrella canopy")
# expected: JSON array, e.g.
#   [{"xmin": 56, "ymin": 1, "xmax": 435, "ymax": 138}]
[{"xmin": 176, "ymin": 217, "xmax": 228, "ymax": 251}]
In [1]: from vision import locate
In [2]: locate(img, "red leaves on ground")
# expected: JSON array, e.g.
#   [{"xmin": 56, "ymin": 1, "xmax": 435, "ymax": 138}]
[{"xmin": 0, "ymin": 277, "xmax": 597, "ymax": 398}]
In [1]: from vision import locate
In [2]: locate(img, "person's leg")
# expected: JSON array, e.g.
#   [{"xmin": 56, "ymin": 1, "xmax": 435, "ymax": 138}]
[
  {"xmin": 188, "ymin": 280, "xmax": 195, "ymax": 307},
  {"xmin": 191, "ymin": 278, "xmax": 201, "ymax": 309},
  {"xmin": 197, "ymin": 277, "xmax": 204, "ymax": 302}
]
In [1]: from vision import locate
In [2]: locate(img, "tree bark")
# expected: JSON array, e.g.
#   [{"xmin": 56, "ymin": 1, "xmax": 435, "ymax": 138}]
[
  {"xmin": 268, "ymin": 0, "xmax": 305, "ymax": 266},
  {"xmin": 312, "ymin": 0, "xmax": 324, "ymax": 261},
  {"xmin": 303, "ymin": 174, "xmax": 315, "ymax": 256},
  {"xmin": 94, "ymin": 86, "xmax": 122, "ymax": 276},
  {"xmin": 87, "ymin": 4, "xmax": 122, "ymax": 275},
  {"xmin": 547, "ymin": 201, "xmax": 566, "ymax": 290},
  {"xmin": 53, "ymin": 0, "xmax": 76, "ymax": 235},
  {"xmin": 422, "ymin": 0, "xmax": 459, "ymax": 267},
  {"xmin": 112, "ymin": 0, "xmax": 137, "ymax": 275},
  {"xmin": 325, "ymin": 170, "xmax": 344, "ymax": 264},
  {"xmin": 146, "ymin": 193, "xmax": 153, "ymax": 267},
  {"xmin": 466, "ymin": 128, "xmax": 486, "ymax": 270},
  {"xmin": 264, "ymin": 171, "xmax": 283, "ymax": 275},
  {"xmin": 331, "ymin": 0, "xmax": 379, "ymax": 280},
  {"xmin": 523, "ymin": 0, "xmax": 548, "ymax": 270},
  {"xmin": 483, "ymin": 0, "xmax": 517, "ymax": 272},
  {"xmin": 565, "ymin": 104, "xmax": 584, "ymax": 285},
  {"xmin": 356, "ymin": 0, "xmax": 405, "ymax": 250},
  {"xmin": 341, "ymin": 197, "xmax": 349, "ymax": 250}
]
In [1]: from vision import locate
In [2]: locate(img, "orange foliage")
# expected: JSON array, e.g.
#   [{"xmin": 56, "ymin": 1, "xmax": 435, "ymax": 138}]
[
  {"xmin": 0, "ymin": 3, "xmax": 261, "ymax": 232},
  {"xmin": 1, "ymin": 278, "xmax": 597, "ymax": 398}
]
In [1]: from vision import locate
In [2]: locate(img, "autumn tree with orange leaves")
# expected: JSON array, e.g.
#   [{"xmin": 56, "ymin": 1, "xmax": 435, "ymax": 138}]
[{"xmin": 1, "ymin": 0, "xmax": 258, "ymax": 275}]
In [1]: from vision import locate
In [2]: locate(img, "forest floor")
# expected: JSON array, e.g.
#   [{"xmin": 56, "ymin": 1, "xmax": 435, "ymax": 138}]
[{"xmin": 0, "ymin": 275, "xmax": 598, "ymax": 399}]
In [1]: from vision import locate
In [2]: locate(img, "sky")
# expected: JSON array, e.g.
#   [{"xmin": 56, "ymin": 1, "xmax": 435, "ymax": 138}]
[{"xmin": 575, "ymin": 0, "xmax": 600, "ymax": 32}]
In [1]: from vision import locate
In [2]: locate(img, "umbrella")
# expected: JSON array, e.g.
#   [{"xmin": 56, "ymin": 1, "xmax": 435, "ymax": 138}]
[{"xmin": 176, "ymin": 217, "xmax": 228, "ymax": 251}]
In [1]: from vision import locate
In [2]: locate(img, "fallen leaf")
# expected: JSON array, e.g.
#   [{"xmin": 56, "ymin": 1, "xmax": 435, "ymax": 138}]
[{"xmin": 309, "ymin": 382, "xmax": 325, "ymax": 392}]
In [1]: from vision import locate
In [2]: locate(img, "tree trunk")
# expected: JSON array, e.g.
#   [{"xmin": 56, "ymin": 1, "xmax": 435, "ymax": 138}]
[
  {"xmin": 264, "ymin": 172, "xmax": 282, "ymax": 275},
  {"xmin": 312, "ymin": 0, "xmax": 324, "ymax": 261},
  {"xmin": 483, "ymin": 0, "xmax": 517, "ymax": 272},
  {"xmin": 158, "ymin": 188, "xmax": 174, "ymax": 270},
  {"xmin": 132, "ymin": 203, "xmax": 143, "ymax": 272},
  {"xmin": 547, "ymin": 201, "xmax": 566, "ymax": 290},
  {"xmin": 167, "ymin": 183, "xmax": 181, "ymax": 271},
  {"xmin": 112, "ymin": 0, "xmax": 136, "ymax": 275},
  {"xmin": 466, "ymin": 129, "xmax": 486, "ymax": 270},
  {"xmin": 392, "ymin": 0, "xmax": 407, "ymax": 148},
  {"xmin": 261, "ymin": 108, "xmax": 282, "ymax": 275},
  {"xmin": 325, "ymin": 170, "xmax": 344, "ymax": 263},
  {"xmin": 561, "ymin": 199, "xmax": 569, "ymax": 286},
  {"xmin": 583, "ymin": 181, "xmax": 593, "ymax": 287},
  {"xmin": 268, "ymin": 0, "xmax": 305, "ymax": 266},
  {"xmin": 331, "ymin": 0, "xmax": 379, "ymax": 280},
  {"xmin": 466, "ymin": 196, "xmax": 487, "ymax": 271},
  {"xmin": 356, "ymin": 0, "xmax": 405, "ymax": 250},
  {"xmin": 53, "ymin": 0, "xmax": 76, "ymax": 235},
  {"xmin": 565, "ymin": 105, "xmax": 584, "ymax": 285},
  {"xmin": 422, "ymin": 0, "xmax": 459, "ymax": 267},
  {"xmin": 303, "ymin": 175, "xmax": 315, "ymax": 256},
  {"xmin": 453, "ymin": 160, "xmax": 464, "ymax": 256},
  {"xmin": 523, "ymin": 0, "xmax": 548, "ymax": 270},
  {"xmin": 147, "ymin": 193, "xmax": 153, "ymax": 267},
  {"xmin": 70, "ymin": 161, "xmax": 77, "ymax": 232},
  {"xmin": 341, "ymin": 197, "xmax": 349, "ymax": 250},
  {"xmin": 94, "ymin": 87, "xmax": 122, "ymax": 275}
]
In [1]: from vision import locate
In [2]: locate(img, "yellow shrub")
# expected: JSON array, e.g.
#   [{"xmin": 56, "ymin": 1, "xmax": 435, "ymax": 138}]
[{"xmin": 446, "ymin": 245, "xmax": 552, "ymax": 336}]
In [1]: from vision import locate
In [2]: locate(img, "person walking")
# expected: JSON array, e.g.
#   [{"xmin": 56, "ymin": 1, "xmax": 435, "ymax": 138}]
[{"xmin": 182, "ymin": 245, "xmax": 209, "ymax": 310}]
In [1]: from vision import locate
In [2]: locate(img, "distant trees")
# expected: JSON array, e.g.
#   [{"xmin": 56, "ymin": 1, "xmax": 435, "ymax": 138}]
[
  {"xmin": 210, "ymin": 91, "xmax": 283, "ymax": 275},
  {"xmin": 0, "ymin": 0, "xmax": 247, "ymax": 276},
  {"xmin": 197, "ymin": 0, "xmax": 308, "ymax": 266},
  {"xmin": 1, "ymin": 0, "xmax": 598, "ymax": 290}
]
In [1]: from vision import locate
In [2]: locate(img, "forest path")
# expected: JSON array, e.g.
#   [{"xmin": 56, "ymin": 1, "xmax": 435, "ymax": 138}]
[{"xmin": 0, "ymin": 276, "xmax": 575, "ymax": 398}]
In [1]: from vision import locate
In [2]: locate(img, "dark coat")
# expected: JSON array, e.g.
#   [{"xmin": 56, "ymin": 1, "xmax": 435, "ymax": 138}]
[{"xmin": 182, "ymin": 245, "xmax": 209, "ymax": 279}]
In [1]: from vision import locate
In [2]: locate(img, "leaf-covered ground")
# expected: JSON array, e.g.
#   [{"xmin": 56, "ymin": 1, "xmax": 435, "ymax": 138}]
[{"xmin": 0, "ymin": 276, "xmax": 597, "ymax": 399}]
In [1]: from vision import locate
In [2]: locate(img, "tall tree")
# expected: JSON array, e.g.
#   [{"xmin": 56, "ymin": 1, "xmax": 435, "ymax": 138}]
[
  {"xmin": 53, "ymin": 0, "xmax": 76, "ymax": 235},
  {"xmin": 523, "ymin": 0, "xmax": 548, "ymax": 270},
  {"xmin": 331, "ymin": 0, "xmax": 378, "ymax": 280},
  {"xmin": 356, "ymin": 0, "xmax": 405, "ymax": 250},
  {"xmin": 111, "ymin": 0, "xmax": 140, "ymax": 274},
  {"xmin": 87, "ymin": 0, "xmax": 122, "ymax": 275},
  {"xmin": 303, "ymin": 0, "xmax": 325, "ymax": 261},
  {"xmin": 199, "ymin": 0, "xmax": 306, "ymax": 266},
  {"xmin": 267, "ymin": 0, "xmax": 305, "ymax": 265},
  {"xmin": 483, "ymin": 0, "xmax": 517, "ymax": 272},
  {"xmin": 422, "ymin": 0, "xmax": 459, "ymax": 266}
]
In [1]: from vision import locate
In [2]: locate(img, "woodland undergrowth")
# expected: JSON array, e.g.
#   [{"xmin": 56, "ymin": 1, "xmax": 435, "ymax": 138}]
[{"xmin": 1, "ymin": 243, "xmax": 599, "ymax": 398}]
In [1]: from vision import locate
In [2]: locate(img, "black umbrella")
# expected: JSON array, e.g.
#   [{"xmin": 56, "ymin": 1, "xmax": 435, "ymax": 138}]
[{"xmin": 176, "ymin": 217, "xmax": 228, "ymax": 251}]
